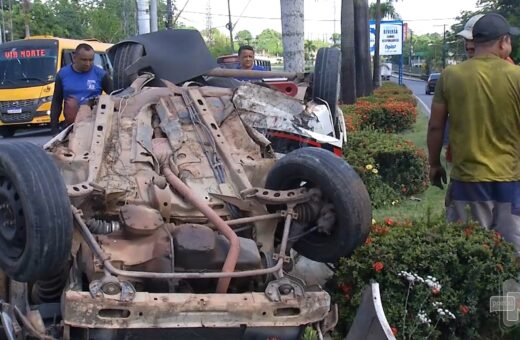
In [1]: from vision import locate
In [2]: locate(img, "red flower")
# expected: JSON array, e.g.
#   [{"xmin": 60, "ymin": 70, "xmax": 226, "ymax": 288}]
[
  {"xmin": 496, "ymin": 263, "xmax": 504, "ymax": 272},
  {"xmin": 459, "ymin": 305, "xmax": 470, "ymax": 315},
  {"xmin": 391, "ymin": 327, "xmax": 398, "ymax": 336},
  {"xmin": 339, "ymin": 283, "xmax": 353, "ymax": 295},
  {"xmin": 463, "ymin": 227, "xmax": 473, "ymax": 237},
  {"xmin": 372, "ymin": 226, "xmax": 390, "ymax": 235},
  {"xmin": 373, "ymin": 262, "xmax": 384, "ymax": 272},
  {"xmin": 365, "ymin": 237, "xmax": 373, "ymax": 245},
  {"xmin": 384, "ymin": 217, "xmax": 394, "ymax": 226},
  {"xmin": 432, "ymin": 288, "xmax": 441, "ymax": 295}
]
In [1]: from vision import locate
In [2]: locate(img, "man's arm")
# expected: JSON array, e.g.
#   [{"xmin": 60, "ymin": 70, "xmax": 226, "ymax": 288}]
[
  {"xmin": 427, "ymin": 74, "xmax": 449, "ymax": 188},
  {"xmin": 101, "ymin": 72, "xmax": 113, "ymax": 94},
  {"xmin": 427, "ymin": 101, "xmax": 448, "ymax": 167},
  {"xmin": 50, "ymin": 74, "xmax": 64, "ymax": 134}
]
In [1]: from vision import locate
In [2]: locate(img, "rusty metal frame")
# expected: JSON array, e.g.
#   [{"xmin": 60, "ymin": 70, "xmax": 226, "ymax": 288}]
[
  {"xmin": 62, "ymin": 289, "xmax": 330, "ymax": 329},
  {"xmin": 66, "ymin": 95, "xmax": 114, "ymax": 198},
  {"xmin": 72, "ymin": 205, "xmax": 294, "ymax": 281}
]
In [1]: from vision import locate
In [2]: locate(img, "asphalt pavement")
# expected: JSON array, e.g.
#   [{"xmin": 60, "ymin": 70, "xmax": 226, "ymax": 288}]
[
  {"xmin": 0, "ymin": 127, "xmax": 53, "ymax": 146},
  {"xmin": 391, "ymin": 75, "xmax": 432, "ymax": 117}
]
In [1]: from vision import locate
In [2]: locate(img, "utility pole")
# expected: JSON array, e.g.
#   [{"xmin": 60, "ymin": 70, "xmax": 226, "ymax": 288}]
[
  {"xmin": 166, "ymin": 0, "xmax": 173, "ymax": 29},
  {"xmin": 442, "ymin": 24, "xmax": 446, "ymax": 69},
  {"xmin": 409, "ymin": 29, "xmax": 413, "ymax": 67},
  {"xmin": 136, "ymin": 0, "xmax": 151, "ymax": 34},
  {"xmin": 0, "ymin": 0, "xmax": 5, "ymax": 43},
  {"xmin": 150, "ymin": 0, "xmax": 158, "ymax": 32},
  {"xmin": 8, "ymin": 0, "xmax": 13, "ymax": 41},
  {"xmin": 226, "ymin": 0, "xmax": 234, "ymax": 53}
]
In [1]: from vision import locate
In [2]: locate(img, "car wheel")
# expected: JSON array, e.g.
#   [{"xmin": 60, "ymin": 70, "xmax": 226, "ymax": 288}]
[
  {"xmin": 313, "ymin": 47, "xmax": 341, "ymax": 126},
  {"xmin": 112, "ymin": 42, "xmax": 145, "ymax": 91},
  {"xmin": 0, "ymin": 142, "xmax": 72, "ymax": 282},
  {"xmin": 0, "ymin": 127, "xmax": 15, "ymax": 138},
  {"xmin": 266, "ymin": 147, "xmax": 371, "ymax": 263}
]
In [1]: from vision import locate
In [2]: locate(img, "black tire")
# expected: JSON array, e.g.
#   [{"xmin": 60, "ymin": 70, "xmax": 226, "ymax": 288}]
[
  {"xmin": 0, "ymin": 127, "xmax": 15, "ymax": 138},
  {"xmin": 112, "ymin": 43, "xmax": 145, "ymax": 91},
  {"xmin": 266, "ymin": 147, "xmax": 371, "ymax": 263},
  {"xmin": 313, "ymin": 47, "xmax": 341, "ymax": 123},
  {"xmin": 0, "ymin": 142, "xmax": 72, "ymax": 282}
]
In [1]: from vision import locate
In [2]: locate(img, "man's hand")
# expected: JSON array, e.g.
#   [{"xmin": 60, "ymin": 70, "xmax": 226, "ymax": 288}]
[{"xmin": 429, "ymin": 165, "xmax": 447, "ymax": 189}]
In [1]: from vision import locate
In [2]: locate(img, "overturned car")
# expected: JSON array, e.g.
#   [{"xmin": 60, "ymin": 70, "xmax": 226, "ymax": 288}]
[{"xmin": 0, "ymin": 30, "xmax": 371, "ymax": 339}]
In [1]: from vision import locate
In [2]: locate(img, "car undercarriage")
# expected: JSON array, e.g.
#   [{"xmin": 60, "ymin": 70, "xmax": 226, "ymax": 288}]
[{"xmin": 0, "ymin": 30, "xmax": 371, "ymax": 339}]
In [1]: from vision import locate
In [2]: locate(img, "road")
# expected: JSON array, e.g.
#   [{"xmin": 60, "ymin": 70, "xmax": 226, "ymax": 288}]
[
  {"xmin": 0, "ymin": 127, "xmax": 53, "ymax": 146},
  {"xmin": 392, "ymin": 75, "xmax": 432, "ymax": 116}
]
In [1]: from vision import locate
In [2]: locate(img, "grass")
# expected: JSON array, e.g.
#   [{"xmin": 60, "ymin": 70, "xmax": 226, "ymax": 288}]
[{"xmin": 372, "ymin": 106, "xmax": 448, "ymax": 221}]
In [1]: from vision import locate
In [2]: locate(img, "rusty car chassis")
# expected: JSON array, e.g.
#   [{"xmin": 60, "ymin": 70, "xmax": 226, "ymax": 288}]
[{"xmin": 0, "ymin": 30, "xmax": 371, "ymax": 340}]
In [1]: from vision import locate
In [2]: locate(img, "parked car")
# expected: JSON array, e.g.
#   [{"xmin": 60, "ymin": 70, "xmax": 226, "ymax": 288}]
[
  {"xmin": 381, "ymin": 62, "xmax": 392, "ymax": 81},
  {"xmin": 425, "ymin": 73, "xmax": 441, "ymax": 95}
]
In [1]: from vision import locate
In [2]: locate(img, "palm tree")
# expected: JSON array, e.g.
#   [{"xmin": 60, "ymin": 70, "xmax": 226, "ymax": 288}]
[
  {"xmin": 369, "ymin": 1, "xmax": 400, "ymax": 20},
  {"xmin": 354, "ymin": 0, "xmax": 372, "ymax": 97},
  {"xmin": 280, "ymin": 0, "xmax": 304, "ymax": 72},
  {"xmin": 341, "ymin": 0, "xmax": 356, "ymax": 104}
]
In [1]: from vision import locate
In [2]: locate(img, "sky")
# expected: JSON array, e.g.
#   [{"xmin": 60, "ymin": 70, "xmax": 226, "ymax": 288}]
[{"xmin": 178, "ymin": 0, "xmax": 482, "ymax": 41}]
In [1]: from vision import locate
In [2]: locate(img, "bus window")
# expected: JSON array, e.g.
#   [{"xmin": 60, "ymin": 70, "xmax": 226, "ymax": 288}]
[{"xmin": 0, "ymin": 43, "xmax": 58, "ymax": 88}]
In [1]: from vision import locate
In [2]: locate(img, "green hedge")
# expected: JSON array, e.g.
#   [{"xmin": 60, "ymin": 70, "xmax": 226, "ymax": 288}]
[
  {"xmin": 343, "ymin": 131, "xmax": 429, "ymax": 208},
  {"xmin": 332, "ymin": 217, "xmax": 519, "ymax": 339}
]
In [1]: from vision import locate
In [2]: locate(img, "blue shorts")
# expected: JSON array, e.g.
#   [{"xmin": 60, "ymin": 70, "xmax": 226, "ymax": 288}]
[{"xmin": 446, "ymin": 180, "xmax": 520, "ymax": 254}]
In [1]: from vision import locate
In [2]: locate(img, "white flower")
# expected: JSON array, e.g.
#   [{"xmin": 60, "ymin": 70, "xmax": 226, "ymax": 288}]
[{"xmin": 417, "ymin": 310, "xmax": 432, "ymax": 324}]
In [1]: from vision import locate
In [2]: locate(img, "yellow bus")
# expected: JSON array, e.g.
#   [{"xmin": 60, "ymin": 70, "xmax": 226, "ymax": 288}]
[{"xmin": 0, "ymin": 36, "xmax": 112, "ymax": 138}]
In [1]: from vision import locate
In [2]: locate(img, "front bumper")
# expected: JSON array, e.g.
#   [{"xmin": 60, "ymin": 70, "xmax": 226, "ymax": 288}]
[{"xmin": 63, "ymin": 290, "xmax": 331, "ymax": 329}]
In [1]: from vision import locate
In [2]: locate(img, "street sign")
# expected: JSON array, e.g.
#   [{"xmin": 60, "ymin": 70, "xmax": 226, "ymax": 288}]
[{"xmin": 369, "ymin": 20, "xmax": 403, "ymax": 56}]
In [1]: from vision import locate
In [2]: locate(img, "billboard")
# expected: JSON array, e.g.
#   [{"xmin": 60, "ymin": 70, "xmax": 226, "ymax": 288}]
[{"xmin": 369, "ymin": 20, "xmax": 403, "ymax": 56}]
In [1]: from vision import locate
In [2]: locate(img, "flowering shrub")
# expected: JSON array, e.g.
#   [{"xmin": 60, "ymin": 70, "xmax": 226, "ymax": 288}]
[
  {"xmin": 359, "ymin": 99, "xmax": 416, "ymax": 133},
  {"xmin": 343, "ymin": 131, "xmax": 428, "ymax": 207},
  {"xmin": 331, "ymin": 217, "xmax": 520, "ymax": 339},
  {"xmin": 340, "ymin": 95, "xmax": 417, "ymax": 134}
]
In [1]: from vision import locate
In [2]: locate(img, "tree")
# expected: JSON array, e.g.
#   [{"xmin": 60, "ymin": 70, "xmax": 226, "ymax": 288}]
[
  {"xmin": 280, "ymin": 0, "xmax": 304, "ymax": 72},
  {"xmin": 256, "ymin": 28, "xmax": 282, "ymax": 55},
  {"xmin": 304, "ymin": 39, "xmax": 317, "ymax": 64},
  {"xmin": 368, "ymin": 0, "xmax": 399, "ymax": 19},
  {"xmin": 235, "ymin": 30, "xmax": 253, "ymax": 47},
  {"xmin": 354, "ymin": 0, "xmax": 372, "ymax": 97},
  {"xmin": 341, "ymin": 0, "xmax": 356, "ymax": 104},
  {"xmin": 330, "ymin": 33, "xmax": 341, "ymax": 47},
  {"xmin": 202, "ymin": 28, "xmax": 232, "ymax": 58}
]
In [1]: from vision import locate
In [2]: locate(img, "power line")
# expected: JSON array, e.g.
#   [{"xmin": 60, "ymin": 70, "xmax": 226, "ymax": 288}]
[{"xmin": 183, "ymin": 10, "xmax": 458, "ymax": 23}]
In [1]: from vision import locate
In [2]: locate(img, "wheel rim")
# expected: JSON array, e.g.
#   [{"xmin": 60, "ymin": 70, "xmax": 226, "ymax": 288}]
[{"xmin": 0, "ymin": 176, "xmax": 26, "ymax": 259}]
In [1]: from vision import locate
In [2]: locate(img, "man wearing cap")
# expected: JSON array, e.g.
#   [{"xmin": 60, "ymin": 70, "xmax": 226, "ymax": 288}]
[
  {"xmin": 443, "ymin": 15, "xmax": 515, "ymax": 162},
  {"xmin": 427, "ymin": 13, "xmax": 520, "ymax": 254}
]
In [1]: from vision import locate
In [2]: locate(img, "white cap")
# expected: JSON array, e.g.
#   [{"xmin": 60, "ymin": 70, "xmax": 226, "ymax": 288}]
[{"xmin": 457, "ymin": 14, "xmax": 485, "ymax": 40}]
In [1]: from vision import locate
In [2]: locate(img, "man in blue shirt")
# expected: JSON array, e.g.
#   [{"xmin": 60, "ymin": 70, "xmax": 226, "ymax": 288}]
[
  {"xmin": 50, "ymin": 43, "xmax": 112, "ymax": 134},
  {"xmin": 235, "ymin": 45, "xmax": 266, "ymax": 81}
]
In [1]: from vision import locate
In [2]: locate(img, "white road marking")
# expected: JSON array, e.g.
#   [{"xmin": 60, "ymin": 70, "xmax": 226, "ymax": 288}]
[{"xmin": 415, "ymin": 95, "xmax": 431, "ymax": 118}]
